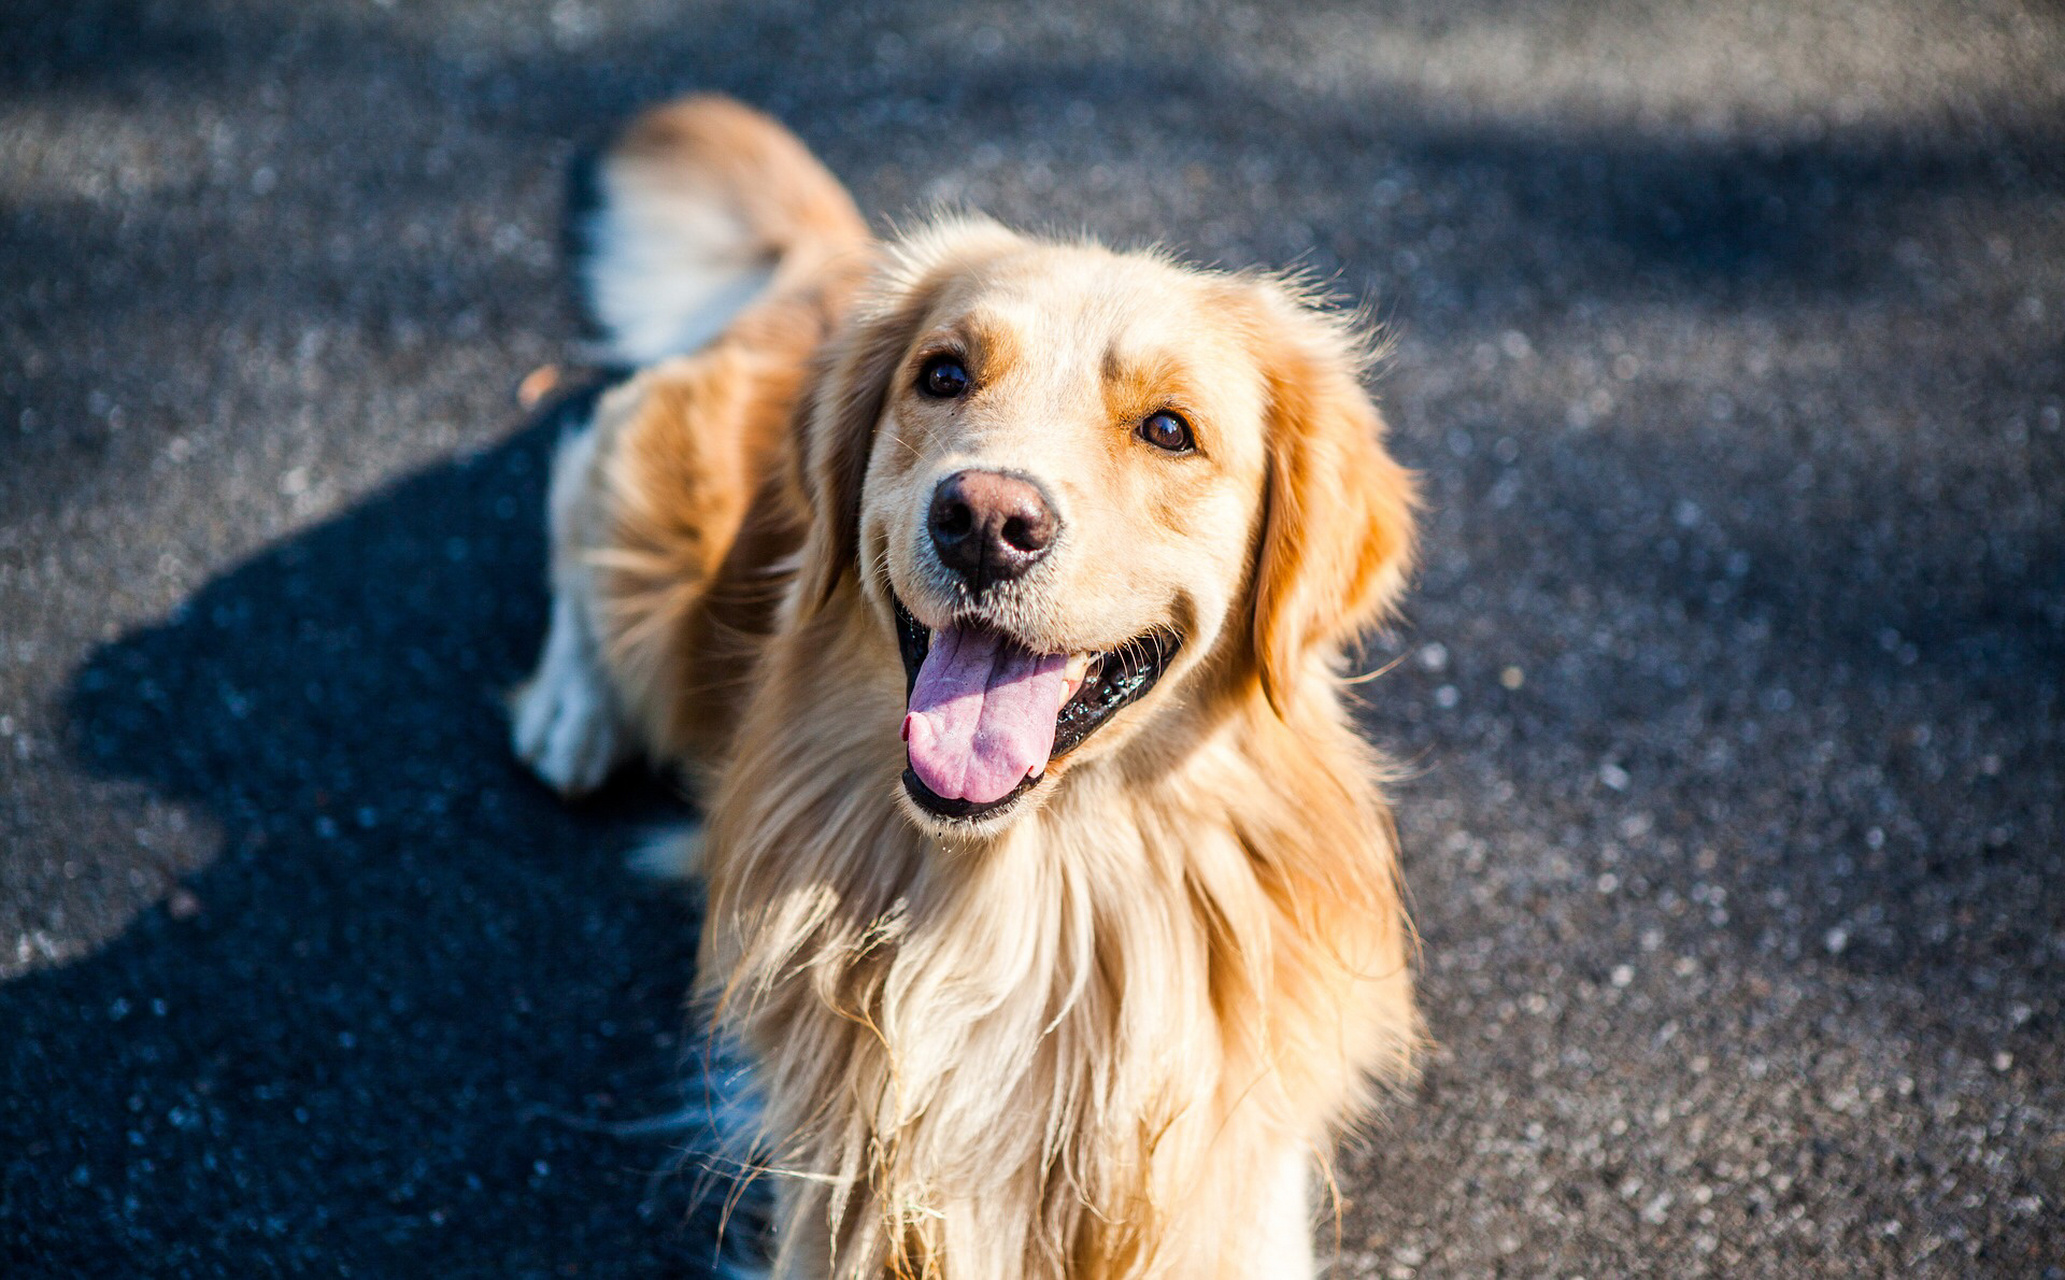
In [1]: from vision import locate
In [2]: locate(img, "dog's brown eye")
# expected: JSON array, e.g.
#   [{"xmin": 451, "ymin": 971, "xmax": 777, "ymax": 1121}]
[
  {"xmin": 1137, "ymin": 410, "xmax": 1195, "ymax": 454},
  {"xmin": 919, "ymin": 355, "xmax": 970, "ymax": 399}
]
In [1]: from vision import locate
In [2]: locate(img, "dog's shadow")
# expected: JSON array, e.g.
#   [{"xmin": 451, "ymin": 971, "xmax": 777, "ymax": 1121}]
[{"xmin": 14, "ymin": 391, "xmax": 757, "ymax": 1274}]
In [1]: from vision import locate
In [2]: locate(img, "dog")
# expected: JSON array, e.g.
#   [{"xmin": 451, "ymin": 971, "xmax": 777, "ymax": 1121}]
[{"xmin": 511, "ymin": 94, "xmax": 1421, "ymax": 1279}]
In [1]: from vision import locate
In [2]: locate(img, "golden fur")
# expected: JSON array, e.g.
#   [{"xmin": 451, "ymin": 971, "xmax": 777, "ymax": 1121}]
[{"xmin": 513, "ymin": 95, "xmax": 1422, "ymax": 1279}]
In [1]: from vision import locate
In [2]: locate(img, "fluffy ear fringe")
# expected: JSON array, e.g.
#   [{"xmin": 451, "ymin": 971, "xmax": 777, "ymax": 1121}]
[
  {"xmin": 1245, "ymin": 281, "xmax": 1419, "ymax": 716},
  {"xmin": 792, "ymin": 217, "xmax": 1026, "ymax": 613}
]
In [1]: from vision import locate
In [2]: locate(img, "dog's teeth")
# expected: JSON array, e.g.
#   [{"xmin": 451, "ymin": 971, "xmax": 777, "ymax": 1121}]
[{"xmin": 1058, "ymin": 652, "xmax": 1096, "ymax": 709}]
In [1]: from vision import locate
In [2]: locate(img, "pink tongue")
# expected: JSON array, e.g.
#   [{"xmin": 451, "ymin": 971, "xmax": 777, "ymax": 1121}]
[{"xmin": 903, "ymin": 625, "xmax": 1067, "ymax": 806}]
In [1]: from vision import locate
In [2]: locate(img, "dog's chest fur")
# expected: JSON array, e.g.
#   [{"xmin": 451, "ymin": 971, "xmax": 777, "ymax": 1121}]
[{"xmin": 700, "ymin": 608, "xmax": 1412, "ymax": 1278}]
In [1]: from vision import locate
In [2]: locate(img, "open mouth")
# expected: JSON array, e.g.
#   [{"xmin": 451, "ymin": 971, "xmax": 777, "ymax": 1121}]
[{"xmin": 893, "ymin": 596, "xmax": 1178, "ymax": 823}]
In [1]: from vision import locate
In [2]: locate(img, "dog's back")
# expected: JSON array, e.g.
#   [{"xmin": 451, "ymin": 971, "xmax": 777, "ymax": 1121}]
[{"xmin": 513, "ymin": 98, "xmax": 872, "ymax": 794}]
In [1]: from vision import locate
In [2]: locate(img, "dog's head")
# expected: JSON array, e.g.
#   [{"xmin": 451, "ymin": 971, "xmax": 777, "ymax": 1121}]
[{"xmin": 795, "ymin": 219, "xmax": 1415, "ymax": 834}]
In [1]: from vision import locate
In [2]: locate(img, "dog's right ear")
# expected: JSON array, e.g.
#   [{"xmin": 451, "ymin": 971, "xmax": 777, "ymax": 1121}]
[{"xmin": 792, "ymin": 218, "xmax": 1024, "ymax": 612}]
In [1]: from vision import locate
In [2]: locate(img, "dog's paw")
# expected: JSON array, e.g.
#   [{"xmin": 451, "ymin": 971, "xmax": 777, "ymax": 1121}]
[{"xmin": 511, "ymin": 600, "xmax": 633, "ymax": 796}]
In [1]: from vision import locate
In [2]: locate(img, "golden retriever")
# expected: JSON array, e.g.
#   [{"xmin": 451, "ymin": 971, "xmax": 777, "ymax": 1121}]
[{"xmin": 511, "ymin": 94, "xmax": 1421, "ymax": 1280}]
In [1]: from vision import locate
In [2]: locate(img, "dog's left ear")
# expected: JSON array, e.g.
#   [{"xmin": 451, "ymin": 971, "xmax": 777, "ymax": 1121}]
[
  {"xmin": 791, "ymin": 269, "xmax": 933, "ymax": 612},
  {"xmin": 1245, "ymin": 281, "xmax": 1419, "ymax": 714}
]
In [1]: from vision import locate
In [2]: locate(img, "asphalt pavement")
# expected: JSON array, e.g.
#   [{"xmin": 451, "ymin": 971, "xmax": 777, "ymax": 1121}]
[{"xmin": 3, "ymin": 1, "xmax": 2061, "ymax": 1275}]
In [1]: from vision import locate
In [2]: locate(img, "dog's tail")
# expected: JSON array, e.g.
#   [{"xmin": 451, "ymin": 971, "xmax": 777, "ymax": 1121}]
[{"xmin": 573, "ymin": 94, "xmax": 870, "ymax": 366}]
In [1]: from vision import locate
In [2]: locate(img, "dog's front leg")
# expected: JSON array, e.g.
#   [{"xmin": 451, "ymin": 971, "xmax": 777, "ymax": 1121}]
[{"xmin": 511, "ymin": 418, "xmax": 636, "ymax": 795}]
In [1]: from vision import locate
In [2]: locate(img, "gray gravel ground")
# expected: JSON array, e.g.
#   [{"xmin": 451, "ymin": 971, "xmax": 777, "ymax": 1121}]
[{"xmin": 3, "ymin": 1, "xmax": 2061, "ymax": 1275}]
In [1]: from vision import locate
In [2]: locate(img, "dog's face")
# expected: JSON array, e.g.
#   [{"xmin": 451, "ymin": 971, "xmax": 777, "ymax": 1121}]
[{"xmin": 797, "ymin": 221, "xmax": 1415, "ymax": 835}]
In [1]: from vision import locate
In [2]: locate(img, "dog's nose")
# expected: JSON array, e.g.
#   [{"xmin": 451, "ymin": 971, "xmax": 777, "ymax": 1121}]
[{"xmin": 928, "ymin": 470, "xmax": 1058, "ymax": 590}]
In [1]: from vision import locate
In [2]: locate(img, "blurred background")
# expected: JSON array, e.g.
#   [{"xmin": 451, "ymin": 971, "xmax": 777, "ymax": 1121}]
[{"xmin": 2, "ymin": 0, "xmax": 2060, "ymax": 1274}]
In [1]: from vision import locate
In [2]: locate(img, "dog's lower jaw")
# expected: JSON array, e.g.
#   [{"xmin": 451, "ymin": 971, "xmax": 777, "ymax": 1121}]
[{"xmin": 898, "ymin": 764, "xmax": 1041, "ymax": 824}]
